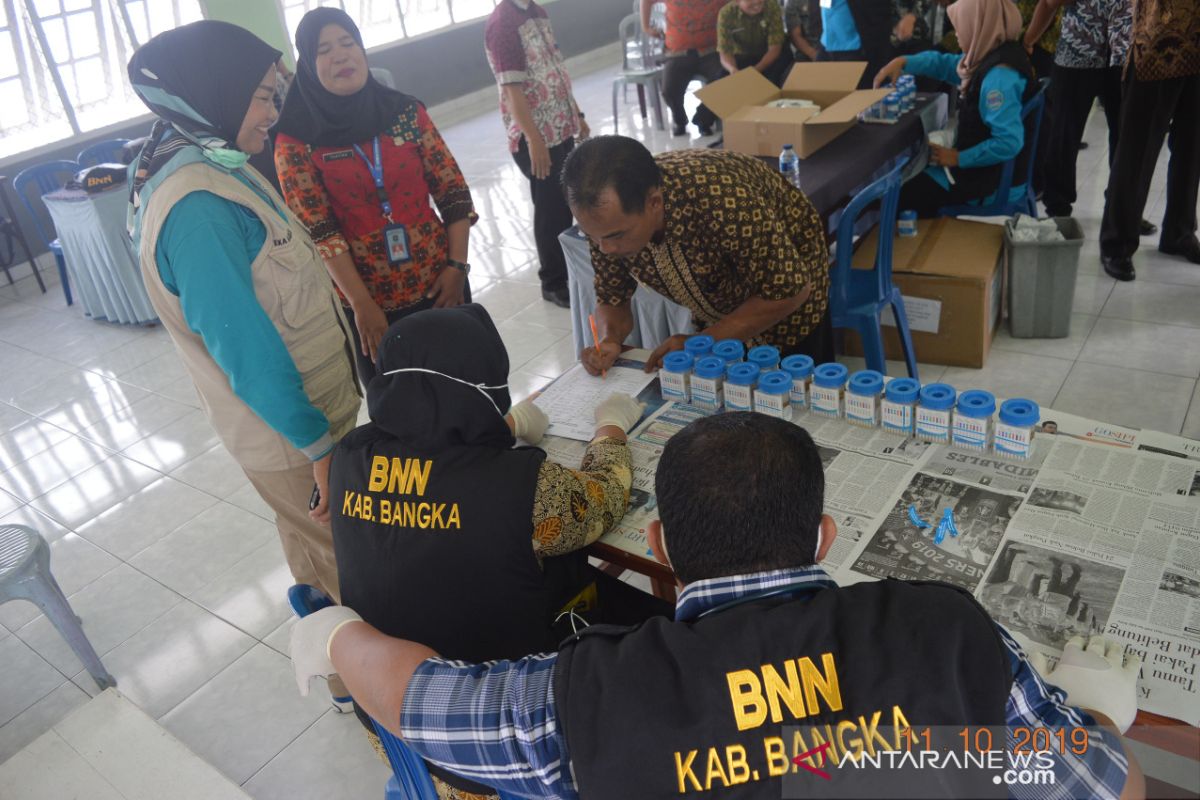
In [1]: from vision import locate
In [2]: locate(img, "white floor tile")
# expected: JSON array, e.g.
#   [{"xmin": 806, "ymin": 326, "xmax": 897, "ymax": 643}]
[
  {"xmin": 0, "ymin": 435, "xmax": 112, "ymax": 501},
  {"xmin": 76, "ymin": 394, "xmax": 195, "ymax": 453},
  {"xmin": 129, "ymin": 503, "xmax": 276, "ymax": 596},
  {"xmin": 0, "ymin": 417, "xmax": 73, "ymax": 473},
  {"xmin": 498, "ymin": 317, "xmax": 564, "ymax": 370},
  {"xmin": 0, "ymin": 533, "xmax": 120, "ymax": 632},
  {"xmin": 1071, "ymin": 271, "xmax": 1116, "ymax": 315},
  {"xmin": 1077, "ymin": 317, "xmax": 1200, "ymax": 378},
  {"xmin": 1053, "ymin": 362, "xmax": 1195, "ymax": 435},
  {"xmin": 0, "ymin": 680, "xmax": 89, "ymax": 765},
  {"xmin": 940, "ymin": 349, "xmax": 1075, "ymax": 409},
  {"xmin": 70, "ymin": 601, "xmax": 255, "ymax": 720},
  {"xmin": 225, "ymin": 483, "xmax": 274, "ymax": 521},
  {"xmin": 14, "ymin": 563, "xmax": 183, "ymax": 678},
  {"xmin": 261, "ymin": 617, "xmax": 296, "ymax": 657},
  {"xmin": 28, "ymin": 454, "xmax": 161, "ymax": 531},
  {"xmin": 186, "ymin": 540, "xmax": 294, "ymax": 640},
  {"xmin": 519, "ymin": 332, "xmax": 579, "ymax": 381},
  {"xmin": 834, "ymin": 355, "xmax": 944, "ymax": 384},
  {"xmin": 992, "ymin": 313, "xmax": 1098, "ymax": 362},
  {"xmin": 472, "ymin": 279, "xmax": 544, "ymax": 323},
  {"xmin": 159, "ymin": 645, "xmax": 329, "ymax": 785},
  {"xmin": 0, "ymin": 729, "xmax": 125, "ymax": 800},
  {"xmin": 74, "ymin": 477, "xmax": 218, "ymax": 561},
  {"xmin": 1101, "ymin": 279, "xmax": 1200, "ymax": 329},
  {"xmin": 119, "ymin": 410, "xmax": 220, "ymax": 473},
  {"xmin": 1180, "ymin": 382, "xmax": 1200, "ymax": 441},
  {"xmin": 0, "ymin": 636, "xmax": 69, "ymax": 728},
  {"xmin": 0, "ymin": 504, "xmax": 72, "ymax": 544},
  {"xmin": 243, "ymin": 709, "xmax": 392, "ymax": 800},
  {"xmin": 169, "ymin": 445, "xmax": 251, "ymax": 500},
  {"xmin": 114, "ymin": 349, "xmax": 190, "ymax": 393}
]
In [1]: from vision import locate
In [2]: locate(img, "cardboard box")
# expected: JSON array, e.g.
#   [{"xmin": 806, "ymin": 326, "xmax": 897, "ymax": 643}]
[
  {"xmin": 695, "ymin": 62, "xmax": 889, "ymax": 158},
  {"xmin": 845, "ymin": 218, "xmax": 1004, "ymax": 369}
]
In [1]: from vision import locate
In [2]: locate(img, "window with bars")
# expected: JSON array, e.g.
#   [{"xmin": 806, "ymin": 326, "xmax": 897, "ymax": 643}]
[
  {"xmin": 0, "ymin": 0, "xmax": 200, "ymax": 159},
  {"xmin": 1, "ymin": 0, "xmax": 504, "ymax": 161},
  {"xmin": 280, "ymin": 0, "xmax": 501, "ymax": 49}
]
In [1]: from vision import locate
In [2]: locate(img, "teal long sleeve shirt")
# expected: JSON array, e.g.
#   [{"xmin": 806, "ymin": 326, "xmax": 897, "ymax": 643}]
[
  {"xmin": 904, "ymin": 51, "xmax": 1027, "ymax": 194},
  {"xmin": 155, "ymin": 189, "xmax": 334, "ymax": 460}
]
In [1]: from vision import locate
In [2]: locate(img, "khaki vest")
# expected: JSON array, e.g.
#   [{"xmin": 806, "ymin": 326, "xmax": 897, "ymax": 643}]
[{"xmin": 137, "ymin": 162, "xmax": 360, "ymax": 472}]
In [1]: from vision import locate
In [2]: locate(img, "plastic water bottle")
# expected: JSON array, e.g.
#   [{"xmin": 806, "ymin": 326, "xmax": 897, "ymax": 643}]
[{"xmin": 779, "ymin": 144, "xmax": 801, "ymax": 189}]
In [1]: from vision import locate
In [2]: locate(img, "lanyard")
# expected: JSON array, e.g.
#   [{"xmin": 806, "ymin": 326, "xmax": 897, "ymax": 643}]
[{"xmin": 352, "ymin": 136, "xmax": 393, "ymax": 223}]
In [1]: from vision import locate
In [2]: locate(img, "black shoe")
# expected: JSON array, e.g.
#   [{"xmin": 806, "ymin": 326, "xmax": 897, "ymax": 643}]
[
  {"xmin": 1139, "ymin": 219, "xmax": 1158, "ymax": 236},
  {"xmin": 1078, "ymin": 141, "xmax": 1089, "ymax": 150},
  {"xmin": 1159, "ymin": 235, "xmax": 1200, "ymax": 264},
  {"xmin": 1101, "ymin": 254, "xmax": 1135, "ymax": 281},
  {"xmin": 541, "ymin": 286, "xmax": 571, "ymax": 308},
  {"xmin": 697, "ymin": 124, "xmax": 714, "ymax": 137},
  {"xmin": 672, "ymin": 124, "xmax": 687, "ymax": 136}
]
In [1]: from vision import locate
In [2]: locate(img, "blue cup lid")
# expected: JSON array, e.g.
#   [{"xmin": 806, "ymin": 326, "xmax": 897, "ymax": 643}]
[
  {"xmin": 884, "ymin": 377, "xmax": 920, "ymax": 403},
  {"xmin": 812, "ymin": 362, "xmax": 848, "ymax": 388},
  {"xmin": 919, "ymin": 382, "xmax": 957, "ymax": 410},
  {"xmin": 957, "ymin": 389, "xmax": 997, "ymax": 418},
  {"xmin": 662, "ymin": 351, "xmax": 694, "ymax": 372},
  {"xmin": 693, "ymin": 356, "xmax": 726, "ymax": 379},
  {"xmin": 848, "ymin": 369, "xmax": 884, "ymax": 396},
  {"xmin": 747, "ymin": 345, "xmax": 781, "ymax": 365},
  {"xmin": 899, "ymin": 210, "xmax": 918, "ymax": 220},
  {"xmin": 726, "ymin": 362, "xmax": 761, "ymax": 385},
  {"xmin": 780, "ymin": 354, "xmax": 814, "ymax": 379},
  {"xmin": 999, "ymin": 397, "xmax": 1040, "ymax": 427},
  {"xmin": 712, "ymin": 339, "xmax": 745, "ymax": 361},
  {"xmin": 757, "ymin": 370, "xmax": 792, "ymax": 394},
  {"xmin": 684, "ymin": 334, "xmax": 715, "ymax": 356}
]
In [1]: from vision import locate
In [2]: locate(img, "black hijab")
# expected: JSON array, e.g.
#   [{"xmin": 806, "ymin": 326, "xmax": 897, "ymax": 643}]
[
  {"xmin": 367, "ymin": 304, "xmax": 516, "ymax": 452},
  {"xmin": 274, "ymin": 7, "xmax": 419, "ymax": 146},
  {"xmin": 128, "ymin": 20, "xmax": 281, "ymax": 147}
]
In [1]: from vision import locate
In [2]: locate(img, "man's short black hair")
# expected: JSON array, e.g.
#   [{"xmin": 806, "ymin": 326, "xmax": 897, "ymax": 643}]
[
  {"xmin": 561, "ymin": 135, "xmax": 662, "ymax": 214},
  {"xmin": 655, "ymin": 413, "xmax": 825, "ymax": 584}
]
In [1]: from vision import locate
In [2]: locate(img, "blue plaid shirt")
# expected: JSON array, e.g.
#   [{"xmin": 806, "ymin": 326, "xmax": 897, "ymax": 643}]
[{"xmin": 399, "ymin": 566, "xmax": 1131, "ymax": 799}]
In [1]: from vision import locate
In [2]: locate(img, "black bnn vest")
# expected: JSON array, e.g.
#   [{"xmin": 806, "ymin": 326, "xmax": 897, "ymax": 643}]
[
  {"xmin": 555, "ymin": 579, "xmax": 1012, "ymax": 799},
  {"xmin": 331, "ymin": 424, "xmax": 582, "ymax": 792},
  {"xmin": 954, "ymin": 41, "xmax": 1037, "ymax": 199}
]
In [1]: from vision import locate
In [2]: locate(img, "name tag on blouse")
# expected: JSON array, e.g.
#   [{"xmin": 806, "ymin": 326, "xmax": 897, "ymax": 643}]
[
  {"xmin": 322, "ymin": 150, "xmax": 355, "ymax": 162},
  {"xmin": 384, "ymin": 224, "xmax": 412, "ymax": 265}
]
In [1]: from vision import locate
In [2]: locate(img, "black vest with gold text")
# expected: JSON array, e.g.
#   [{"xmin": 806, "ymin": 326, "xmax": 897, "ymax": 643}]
[{"xmin": 554, "ymin": 579, "xmax": 1011, "ymax": 799}]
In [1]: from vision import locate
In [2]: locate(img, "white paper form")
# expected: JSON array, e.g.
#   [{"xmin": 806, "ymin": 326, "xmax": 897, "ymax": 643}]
[{"xmin": 532, "ymin": 362, "xmax": 657, "ymax": 441}]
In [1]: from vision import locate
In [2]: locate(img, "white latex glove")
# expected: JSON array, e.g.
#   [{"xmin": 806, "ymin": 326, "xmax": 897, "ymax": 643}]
[
  {"xmin": 509, "ymin": 398, "xmax": 550, "ymax": 444},
  {"xmin": 289, "ymin": 605, "xmax": 362, "ymax": 697},
  {"xmin": 1030, "ymin": 635, "xmax": 1141, "ymax": 733},
  {"xmin": 594, "ymin": 393, "xmax": 644, "ymax": 432}
]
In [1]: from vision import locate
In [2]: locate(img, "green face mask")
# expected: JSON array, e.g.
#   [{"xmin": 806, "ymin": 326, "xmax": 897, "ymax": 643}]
[{"xmin": 203, "ymin": 146, "xmax": 250, "ymax": 170}]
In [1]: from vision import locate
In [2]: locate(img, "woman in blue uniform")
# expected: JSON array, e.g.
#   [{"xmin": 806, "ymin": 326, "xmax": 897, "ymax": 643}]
[{"xmin": 875, "ymin": 0, "xmax": 1036, "ymax": 217}]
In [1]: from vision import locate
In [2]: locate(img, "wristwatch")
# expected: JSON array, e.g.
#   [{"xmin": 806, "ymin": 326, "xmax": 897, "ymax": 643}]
[{"xmin": 447, "ymin": 259, "xmax": 471, "ymax": 274}]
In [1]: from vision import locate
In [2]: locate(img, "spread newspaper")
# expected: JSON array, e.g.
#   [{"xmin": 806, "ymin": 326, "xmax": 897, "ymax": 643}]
[{"xmin": 539, "ymin": 354, "xmax": 1200, "ymax": 726}]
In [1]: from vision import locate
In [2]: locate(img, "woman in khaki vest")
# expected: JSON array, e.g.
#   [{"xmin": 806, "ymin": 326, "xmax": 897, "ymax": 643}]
[{"xmin": 126, "ymin": 22, "xmax": 360, "ymax": 654}]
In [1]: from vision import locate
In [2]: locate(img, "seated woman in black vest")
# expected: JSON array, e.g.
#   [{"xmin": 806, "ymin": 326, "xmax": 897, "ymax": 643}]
[
  {"xmin": 328, "ymin": 303, "xmax": 661, "ymax": 798},
  {"xmin": 874, "ymin": 0, "xmax": 1036, "ymax": 217}
]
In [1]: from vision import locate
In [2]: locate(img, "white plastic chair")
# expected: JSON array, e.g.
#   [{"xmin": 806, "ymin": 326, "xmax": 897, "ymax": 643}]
[
  {"xmin": 612, "ymin": 13, "xmax": 665, "ymax": 133},
  {"xmin": 0, "ymin": 525, "xmax": 115, "ymax": 689}
]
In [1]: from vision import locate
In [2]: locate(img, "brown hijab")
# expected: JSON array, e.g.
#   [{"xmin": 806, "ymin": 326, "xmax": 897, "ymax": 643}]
[{"xmin": 947, "ymin": 0, "xmax": 1023, "ymax": 92}]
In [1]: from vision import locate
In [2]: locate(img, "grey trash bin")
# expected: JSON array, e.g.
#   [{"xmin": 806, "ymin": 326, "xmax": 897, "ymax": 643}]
[{"xmin": 1004, "ymin": 217, "xmax": 1084, "ymax": 339}]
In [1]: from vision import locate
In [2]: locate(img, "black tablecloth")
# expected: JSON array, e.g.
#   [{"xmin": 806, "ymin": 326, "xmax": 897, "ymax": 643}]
[{"xmin": 785, "ymin": 94, "xmax": 944, "ymax": 219}]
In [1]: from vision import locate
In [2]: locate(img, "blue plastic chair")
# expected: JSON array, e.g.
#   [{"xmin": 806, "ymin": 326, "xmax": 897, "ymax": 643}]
[
  {"xmin": 288, "ymin": 585, "xmax": 519, "ymax": 800},
  {"xmin": 830, "ymin": 157, "xmax": 919, "ymax": 380},
  {"xmin": 77, "ymin": 138, "xmax": 130, "ymax": 167},
  {"xmin": 937, "ymin": 78, "xmax": 1049, "ymax": 219},
  {"xmin": 13, "ymin": 160, "xmax": 79, "ymax": 306}
]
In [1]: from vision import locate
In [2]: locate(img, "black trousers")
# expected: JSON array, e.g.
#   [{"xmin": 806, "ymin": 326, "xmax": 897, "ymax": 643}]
[
  {"xmin": 512, "ymin": 135, "xmax": 575, "ymax": 292},
  {"xmin": 1043, "ymin": 64, "xmax": 1122, "ymax": 216},
  {"xmin": 661, "ymin": 51, "xmax": 726, "ymax": 129},
  {"xmin": 897, "ymin": 170, "xmax": 993, "ymax": 218},
  {"xmin": 1028, "ymin": 45, "xmax": 1055, "ymax": 195},
  {"xmin": 342, "ymin": 278, "xmax": 473, "ymax": 385},
  {"xmin": 1101, "ymin": 71, "xmax": 1200, "ymax": 259}
]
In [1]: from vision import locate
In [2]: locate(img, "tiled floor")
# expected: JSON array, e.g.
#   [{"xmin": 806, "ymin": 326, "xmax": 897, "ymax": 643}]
[{"xmin": 0, "ymin": 55, "xmax": 1197, "ymax": 796}]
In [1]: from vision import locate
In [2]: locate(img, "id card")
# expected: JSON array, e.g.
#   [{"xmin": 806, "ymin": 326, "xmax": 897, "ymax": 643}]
[{"xmin": 384, "ymin": 224, "xmax": 411, "ymax": 265}]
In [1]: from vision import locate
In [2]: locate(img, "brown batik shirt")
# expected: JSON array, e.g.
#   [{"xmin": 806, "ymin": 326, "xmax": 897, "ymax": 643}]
[
  {"xmin": 1127, "ymin": 0, "xmax": 1200, "ymax": 80},
  {"xmin": 591, "ymin": 149, "xmax": 830, "ymax": 351}
]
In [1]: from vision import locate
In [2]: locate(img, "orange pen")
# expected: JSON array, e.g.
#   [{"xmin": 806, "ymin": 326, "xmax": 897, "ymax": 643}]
[{"xmin": 588, "ymin": 313, "xmax": 606, "ymax": 378}]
